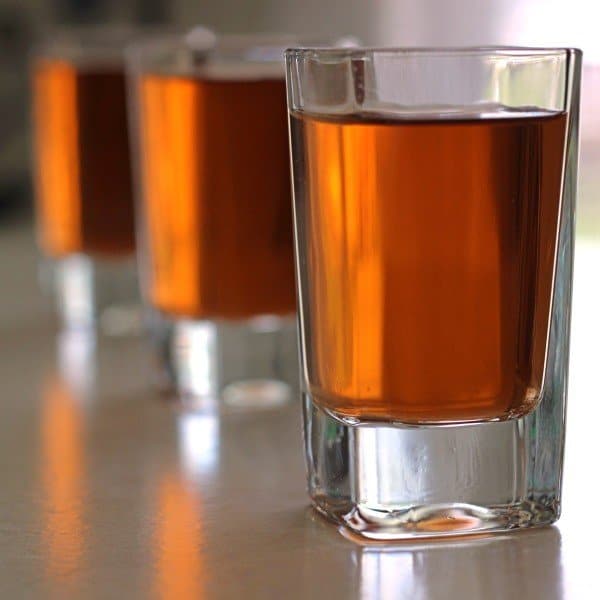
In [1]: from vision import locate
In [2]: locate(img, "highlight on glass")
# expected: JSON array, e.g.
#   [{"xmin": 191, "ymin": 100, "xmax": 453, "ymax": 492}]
[
  {"xmin": 286, "ymin": 46, "xmax": 581, "ymax": 539},
  {"xmin": 31, "ymin": 27, "xmax": 140, "ymax": 332},
  {"xmin": 127, "ymin": 29, "xmax": 298, "ymax": 402}
]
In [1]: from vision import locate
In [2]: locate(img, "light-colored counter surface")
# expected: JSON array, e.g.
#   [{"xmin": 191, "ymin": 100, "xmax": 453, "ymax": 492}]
[{"xmin": 0, "ymin": 224, "xmax": 598, "ymax": 599}]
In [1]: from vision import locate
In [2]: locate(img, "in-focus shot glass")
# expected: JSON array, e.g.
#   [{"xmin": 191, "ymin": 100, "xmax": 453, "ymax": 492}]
[
  {"xmin": 287, "ymin": 47, "xmax": 581, "ymax": 539},
  {"xmin": 128, "ymin": 30, "xmax": 299, "ymax": 403},
  {"xmin": 32, "ymin": 28, "xmax": 140, "ymax": 332}
]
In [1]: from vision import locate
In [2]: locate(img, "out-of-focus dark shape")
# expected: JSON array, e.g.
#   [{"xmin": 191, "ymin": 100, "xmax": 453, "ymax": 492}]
[
  {"xmin": 0, "ymin": 6, "xmax": 33, "ymax": 221},
  {"xmin": 136, "ymin": 0, "xmax": 169, "ymax": 24},
  {"xmin": 58, "ymin": 0, "xmax": 102, "ymax": 23}
]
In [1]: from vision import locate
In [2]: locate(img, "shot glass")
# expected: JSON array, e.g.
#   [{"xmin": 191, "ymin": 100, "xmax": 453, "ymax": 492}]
[
  {"xmin": 286, "ymin": 47, "xmax": 581, "ymax": 539},
  {"xmin": 31, "ymin": 27, "xmax": 140, "ymax": 332},
  {"xmin": 128, "ymin": 30, "xmax": 300, "ymax": 403}
]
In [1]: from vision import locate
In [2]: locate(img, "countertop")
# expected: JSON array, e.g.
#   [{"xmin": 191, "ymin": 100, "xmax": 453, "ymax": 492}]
[{"xmin": 0, "ymin": 223, "xmax": 599, "ymax": 599}]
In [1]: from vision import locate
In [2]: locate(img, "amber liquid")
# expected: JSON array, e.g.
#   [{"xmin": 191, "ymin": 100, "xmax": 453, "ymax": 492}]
[
  {"xmin": 138, "ymin": 75, "xmax": 295, "ymax": 319},
  {"xmin": 33, "ymin": 59, "xmax": 135, "ymax": 258},
  {"xmin": 290, "ymin": 110, "xmax": 567, "ymax": 423}
]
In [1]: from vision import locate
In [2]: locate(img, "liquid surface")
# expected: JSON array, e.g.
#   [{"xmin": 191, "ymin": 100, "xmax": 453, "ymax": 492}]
[
  {"xmin": 138, "ymin": 75, "xmax": 296, "ymax": 319},
  {"xmin": 32, "ymin": 59, "xmax": 135, "ymax": 258},
  {"xmin": 290, "ymin": 109, "xmax": 567, "ymax": 423}
]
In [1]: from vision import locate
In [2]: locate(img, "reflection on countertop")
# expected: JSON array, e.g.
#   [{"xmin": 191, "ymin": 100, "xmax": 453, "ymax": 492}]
[
  {"xmin": 353, "ymin": 528, "xmax": 562, "ymax": 600},
  {"xmin": 152, "ymin": 471, "xmax": 205, "ymax": 600},
  {"xmin": 39, "ymin": 371, "xmax": 87, "ymax": 593}
]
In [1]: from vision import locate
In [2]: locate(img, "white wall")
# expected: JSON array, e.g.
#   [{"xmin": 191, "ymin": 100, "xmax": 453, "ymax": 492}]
[
  {"xmin": 374, "ymin": 0, "xmax": 600, "ymax": 61},
  {"xmin": 171, "ymin": 0, "xmax": 380, "ymax": 41},
  {"xmin": 168, "ymin": 0, "xmax": 600, "ymax": 61}
]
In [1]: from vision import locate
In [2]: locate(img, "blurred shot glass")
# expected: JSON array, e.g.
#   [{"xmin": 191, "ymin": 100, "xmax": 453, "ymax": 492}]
[
  {"xmin": 32, "ymin": 27, "xmax": 142, "ymax": 334},
  {"xmin": 127, "ymin": 30, "xmax": 301, "ymax": 404}
]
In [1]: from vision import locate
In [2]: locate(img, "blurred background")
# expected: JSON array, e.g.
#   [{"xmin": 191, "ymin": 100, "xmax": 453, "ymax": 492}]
[{"xmin": 0, "ymin": 0, "xmax": 598, "ymax": 236}]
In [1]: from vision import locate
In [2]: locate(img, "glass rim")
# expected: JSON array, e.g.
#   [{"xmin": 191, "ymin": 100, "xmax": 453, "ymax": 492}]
[
  {"xmin": 285, "ymin": 45, "xmax": 582, "ymax": 60},
  {"xmin": 30, "ymin": 24, "xmax": 178, "ymax": 66},
  {"xmin": 33, "ymin": 24, "xmax": 172, "ymax": 49},
  {"xmin": 128, "ymin": 30, "xmax": 332, "ymax": 55},
  {"xmin": 125, "ymin": 30, "xmax": 339, "ymax": 79}
]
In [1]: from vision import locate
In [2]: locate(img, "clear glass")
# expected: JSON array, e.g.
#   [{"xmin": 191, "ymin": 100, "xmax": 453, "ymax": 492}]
[
  {"xmin": 127, "ymin": 30, "xmax": 305, "ymax": 403},
  {"xmin": 31, "ymin": 27, "xmax": 143, "ymax": 332},
  {"xmin": 286, "ymin": 46, "xmax": 581, "ymax": 539}
]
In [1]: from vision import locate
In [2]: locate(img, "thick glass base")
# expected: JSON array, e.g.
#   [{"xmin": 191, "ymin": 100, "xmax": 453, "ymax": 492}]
[
  {"xmin": 304, "ymin": 393, "xmax": 563, "ymax": 540},
  {"xmin": 40, "ymin": 254, "xmax": 140, "ymax": 334},
  {"xmin": 148, "ymin": 311, "xmax": 298, "ymax": 407}
]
